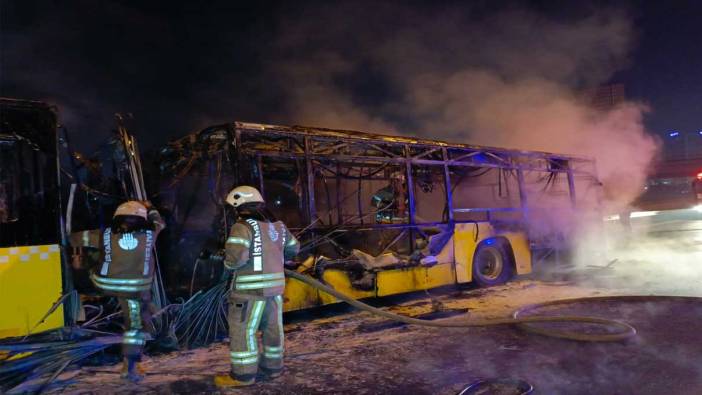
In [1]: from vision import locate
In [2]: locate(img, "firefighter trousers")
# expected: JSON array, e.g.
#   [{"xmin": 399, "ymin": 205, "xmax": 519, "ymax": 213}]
[
  {"xmin": 228, "ymin": 293, "xmax": 284, "ymax": 380},
  {"xmin": 118, "ymin": 293, "xmax": 155, "ymax": 361}
]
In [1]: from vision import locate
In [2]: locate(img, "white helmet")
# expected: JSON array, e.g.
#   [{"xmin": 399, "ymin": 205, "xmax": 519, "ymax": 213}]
[
  {"xmin": 226, "ymin": 185, "xmax": 264, "ymax": 207},
  {"xmin": 114, "ymin": 201, "xmax": 147, "ymax": 219}
]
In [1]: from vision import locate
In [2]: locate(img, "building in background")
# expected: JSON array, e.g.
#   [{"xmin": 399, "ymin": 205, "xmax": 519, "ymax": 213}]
[
  {"xmin": 584, "ymin": 84, "xmax": 700, "ymax": 209},
  {"xmin": 585, "ymin": 83, "xmax": 626, "ymax": 112},
  {"xmin": 664, "ymin": 129, "xmax": 702, "ymax": 161},
  {"xmin": 586, "ymin": 83, "xmax": 700, "ymax": 161}
]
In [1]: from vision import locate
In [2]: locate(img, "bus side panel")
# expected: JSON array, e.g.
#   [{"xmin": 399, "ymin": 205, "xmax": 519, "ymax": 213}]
[
  {"xmin": 502, "ymin": 232, "xmax": 532, "ymax": 274},
  {"xmin": 376, "ymin": 263, "xmax": 454, "ymax": 297},
  {"xmin": 453, "ymin": 223, "xmax": 496, "ymax": 283},
  {"xmin": 283, "ymin": 269, "xmax": 376, "ymax": 312},
  {"xmin": 317, "ymin": 270, "xmax": 376, "ymax": 305},
  {"xmin": 0, "ymin": 244, "xmax": 64, "ymax": 338},
  {"xmin": 283, "ymin": 277, "xmax": 320, "ymax": 312}
]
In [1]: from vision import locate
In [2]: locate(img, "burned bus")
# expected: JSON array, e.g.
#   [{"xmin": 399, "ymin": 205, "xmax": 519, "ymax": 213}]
[{"xmin": 157, "ymin": 122, "xmax": 601, "ymax": 311}]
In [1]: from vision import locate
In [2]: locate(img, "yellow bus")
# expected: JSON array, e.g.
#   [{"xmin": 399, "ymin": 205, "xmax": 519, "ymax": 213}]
[
  {"xmin": 159, "ymin": 122, "xmax": 600, "ymax": 312},
  {"xmin": 0, "ymin": 99, "xmax": 67, "ymax": 338}
]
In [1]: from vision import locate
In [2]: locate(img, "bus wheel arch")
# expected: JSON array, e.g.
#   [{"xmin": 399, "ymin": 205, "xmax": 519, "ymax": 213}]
[{"xmin": 471, "ymin": 237, "xmax": 515, "ymax": 287}]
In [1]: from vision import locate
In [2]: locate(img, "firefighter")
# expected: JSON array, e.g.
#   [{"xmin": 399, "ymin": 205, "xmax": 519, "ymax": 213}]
[
  {"xmin": 214, "ymin": 186, "xmax": 299, "ymax": 388},
  {"xmin": 70, "ymin": 200, "xmax": 165, "ymax": 382}
]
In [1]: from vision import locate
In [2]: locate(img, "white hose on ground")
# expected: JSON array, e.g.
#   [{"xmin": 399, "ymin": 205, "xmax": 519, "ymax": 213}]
[{"xmin": 284, "ymin": 269, "xmax": 637, "ymax": 342}]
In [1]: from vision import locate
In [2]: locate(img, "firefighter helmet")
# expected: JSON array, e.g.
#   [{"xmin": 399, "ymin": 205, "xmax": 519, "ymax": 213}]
[
  {"xmin": 114, "ymin": 201, "xmax": 148, "ymax": 220},
  {"xmin": 226, "ymin": 186, "xmax": 264, "ymax": 207}
]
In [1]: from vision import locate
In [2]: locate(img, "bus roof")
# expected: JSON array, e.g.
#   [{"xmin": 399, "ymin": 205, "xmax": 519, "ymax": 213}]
[{"xmin": 232, "ymin": 121, "xmax": 593, "ymax": 163}]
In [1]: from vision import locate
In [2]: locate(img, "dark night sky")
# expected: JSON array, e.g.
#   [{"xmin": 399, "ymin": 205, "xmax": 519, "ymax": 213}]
[{"xmin": 1, "ymin": 0, "xmax": 701, "ymax": 153}]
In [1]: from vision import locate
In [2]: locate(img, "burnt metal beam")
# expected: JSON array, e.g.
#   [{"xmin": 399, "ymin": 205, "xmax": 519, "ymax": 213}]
[
  {"xmin": 304, "ymin": 137, "xmax": 316, "ymax": 225},
  {"xmin": 238, "ymin": 149, "xmax": 594, "ymax": 175},
  {"xmin": 412, "ymin": 147, "xmax": 441, "ymax": 160},
  {"xmin": 442, "ymin": 148, "xmax": 454, "ymax": 223}
]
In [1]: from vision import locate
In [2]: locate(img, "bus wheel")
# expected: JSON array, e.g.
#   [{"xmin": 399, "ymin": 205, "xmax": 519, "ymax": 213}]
[{"xmin": 472, "ymin": 240, "xmax": 514, "ymax": 287}]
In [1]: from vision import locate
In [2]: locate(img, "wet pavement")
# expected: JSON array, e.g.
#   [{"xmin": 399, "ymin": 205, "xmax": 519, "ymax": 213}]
[{"xmin": 50, "ymin": 208, "xmax": 702, "ymax": 394}]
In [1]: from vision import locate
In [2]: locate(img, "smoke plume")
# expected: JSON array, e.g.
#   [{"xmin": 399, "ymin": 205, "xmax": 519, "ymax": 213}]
[{"xmin": 268, "ymin": 2, "xmax": 659, "ymax": 211}]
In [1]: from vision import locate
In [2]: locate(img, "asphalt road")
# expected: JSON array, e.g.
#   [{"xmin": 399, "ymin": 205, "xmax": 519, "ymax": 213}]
[
  {"xmin": 47, "ymin": 207, "xmax": 702, "ymax": 394},
  {"xmin": 592, "ymin": 206, "xmax": 702, "ymax": 296}
]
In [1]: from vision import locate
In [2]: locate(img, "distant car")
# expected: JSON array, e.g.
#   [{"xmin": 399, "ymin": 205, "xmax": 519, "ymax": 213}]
[{"xmin": 636, "ymin": 175, "xmax": 697, "ymax": 210}]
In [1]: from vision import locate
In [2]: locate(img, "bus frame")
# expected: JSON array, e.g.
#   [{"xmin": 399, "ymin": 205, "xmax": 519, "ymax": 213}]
[{"xmin": 160, "ymin": 121, "xmax": 601, "ymax": 310}]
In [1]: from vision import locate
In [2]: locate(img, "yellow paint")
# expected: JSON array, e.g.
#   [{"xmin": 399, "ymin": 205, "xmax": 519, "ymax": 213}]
[
  {"xmin": 453, "ymin": 223, "xmax": 532, "ymax": 282},
  {"xmin": 282, "ymin": 223, "xmax": 532, "ymax": 311},
  {"xmin": 283, "ymin": 269, "xmax": 375, "ymax": 312},
  {"xmin": 317, "ymin": 270, "xmax": 376, "ymax": 305},
  {"xmin": 502, "ymin": 232, "xmax": 532, "ymax": 274},
  {"xmin": 282, "ymin": 276, "xmax": 319, "ymax": 311},
  {"xmin": 454, "ymin": 222, "xmax": 493, "ymax": 283},
  {"xmin": 377, "ymin": 263, "xmax": 455, "ymax": 297},
  {"xmin": 1, "ymin": 351, "xmax": 34, "ymax": 362},
  {"xmin": 0, "ymin": 244, "xmax": 64, "ymax": 339}
]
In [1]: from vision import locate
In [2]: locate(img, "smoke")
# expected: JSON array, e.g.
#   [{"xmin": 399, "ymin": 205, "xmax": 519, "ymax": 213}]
[
  {"xmin": 268, "ymin": 2, "xmax": 659, "ymax": 212},
  {"xmin": 572, "ymin": 209, "xmax": 702, "ymax": 296}
]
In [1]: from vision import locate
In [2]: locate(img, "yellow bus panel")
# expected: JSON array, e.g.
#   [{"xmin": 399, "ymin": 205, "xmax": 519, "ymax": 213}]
[
  {"xmin": 281, "ymin": 225, "xmax": 532, "ymax": 311},
  {"xmin": 502, "ymin": 232, "xmax": 532, "ymax": 274},
  {"xmin": 0, "ymin": 244, "xmax": 64, "ymax": 338},
  {"xmin": 283, "ymin": 269, "xmax": 375, "ymax": 312},
  {"xmin": 376, "ymin": 263, "xmax": 455, "ymax": 297}
]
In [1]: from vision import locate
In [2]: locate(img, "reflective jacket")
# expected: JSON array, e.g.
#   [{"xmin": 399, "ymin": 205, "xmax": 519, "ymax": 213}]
[
  {"xmin": 71, "ymin": 210, "xmax": 165, "ymax": 298},
  {"xmin": 224, "ymin": 219, "xmax": 299, "ymax": 297}
]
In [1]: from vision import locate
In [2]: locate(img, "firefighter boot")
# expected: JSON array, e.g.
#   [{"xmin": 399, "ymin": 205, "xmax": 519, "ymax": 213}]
[
  {"xmin": 120, "ymin": 357, "xmax": 144, "ymax": 382},
  {"xmin": 214, "ymin": 373, "xmax": 256, "ymax": 388}
]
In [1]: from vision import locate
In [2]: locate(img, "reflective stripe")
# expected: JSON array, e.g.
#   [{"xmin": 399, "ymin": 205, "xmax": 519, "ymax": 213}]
[
  {"xmin": 127, "ymin": 299, "xmax": 142, "ymax": 330},
  {"xmin": 230, "ymin": 356, "xmax": 259, "ymax": 365},
  {"xmin": 82, "ymin": 231, "xmax": 90, "ymax": 247},
  {"xmin": 94, "ymin": 282, "xmax": 151, "ymax": 293},
  {"xmin": 123, "ymin": 337, "xmax": 146, "ymax": 345},
  {"xmin": 143, "ymin": 230, "xmax": 153, "ymax": 276},
  {"xmin": 123, "ymin": 329, "xmax": 145, "ymax": 345},
  {"xmin": 227, "ymin": 237, "xmax": 251, "ymax": 247},
  {"xmin": 264, "ymin": 345, "xmax": 283, "ymax": 353},
  {"xmin": 235, "ymin": 273, "xmax": 285, "ymax": 283},
  {"xmin": 263, "ymin": 351, "xmax": 283, "ymax": 359},
  {"xmin": 276, "ymin": 294, "xmax": 284, "ymax": 356},
  {"xmin": 235, "ymin": 280, "xmax": 285, "ymax": 290},
  {"xmin": 286, "ymin": 238, "xmax": 298, "ymax": 246},
  {"xmin": 230, "ymin": 350, "xmax": 258, "ymax": 358},
  {"xmin": 247, "ymin": 301, "xmax": 265, "ymax": 353},
  {"xmin": 253, "ymin": 256, "xmax": 262, "ymax": 271},
  {"xmin": 100, "ymin": 228, "xmax": 112, "ymax": 275},
  {"xmin": 246, "ymin": 219, "xmax": 263, "ymax": 271},
  {"xmin": 91, "ymin": 274, "xmax": 151, "ymax": 285}
]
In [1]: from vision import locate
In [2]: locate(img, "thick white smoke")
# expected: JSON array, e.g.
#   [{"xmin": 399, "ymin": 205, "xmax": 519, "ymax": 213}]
[
  {"xmin": 268, "ymin": 3, "xmax": 659, "ymax": 212},
  {"xmin": 265, "ymin": 3, "xmax": 678, "ymax": 293}
]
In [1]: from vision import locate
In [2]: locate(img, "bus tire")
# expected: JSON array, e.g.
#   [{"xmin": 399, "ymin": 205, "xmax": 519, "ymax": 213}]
[{"xmin": 472, "ymin": 239, "xmax": 514, "ymax": 287}]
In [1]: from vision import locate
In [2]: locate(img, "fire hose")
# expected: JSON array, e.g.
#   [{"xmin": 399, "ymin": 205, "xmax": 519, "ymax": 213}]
[{"xmin": 284, "ymin": 269, "xmax": 637, "ymax": 342}]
